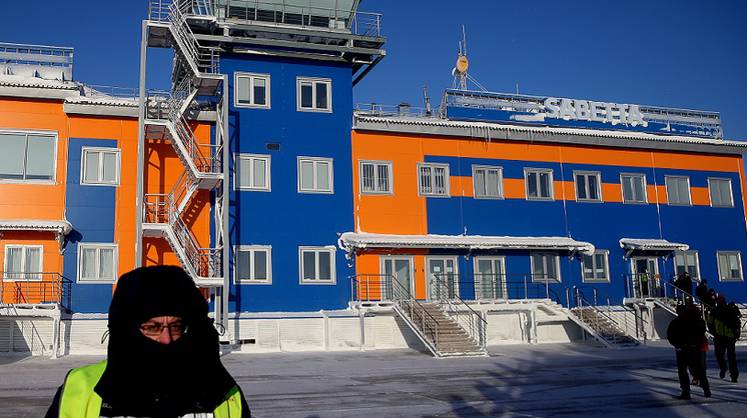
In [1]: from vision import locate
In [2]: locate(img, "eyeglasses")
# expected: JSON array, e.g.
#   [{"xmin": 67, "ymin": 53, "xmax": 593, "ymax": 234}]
[{"xmin": 139, "ymin": 321, "xmax": 187, "ymax": 337}]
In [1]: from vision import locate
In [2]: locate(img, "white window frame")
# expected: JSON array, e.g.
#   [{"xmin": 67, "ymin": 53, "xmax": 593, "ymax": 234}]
[
  {"xmin": 574, "ymin": 171, "xmax": 603, "ymax": 202},
  {"xmin": 524, "ymin": 168, "xmax": 554, "ymax": 201},
  {"xmin": 620, "ymin": 173, "xmax": 648, "ymax": 204},
  {"xmin": 417, "ymin": 162, "xmax": 450, "ymax": 197},
  {"xmin": 472, "ymin": 165, "xmax": 504, "ymax": 199},
  {"xmin": 531, "ymin": 252, "xmax": 562, "ymax": 283},
  {"xmin": 581, "ymin": 250, "xmax": 610, "ymax": 283},
  {"xmin": 665, "ymin": 175, "xmax": 692, "ymax": 206},
  {"xmin": 0, "ymin": 129, "xmax": 57, "ymax": 184},
  {"xmin": 717, "ymin": 251, "xmax": 744, "ymax": 282},
  {"xmin": 297, "ymin": 156, "xmax": 334, "ymax": 194},
  {"xmin": 359, "ymin": 160, "xmax": 393, "ymax": 195},
  {"xmin": 76, "ymin": 243, "xmax": 118, "ymax": 284},
  {"xmin": 673, "ymin": 250, "xmax": 700, "ymax": 280},
  {"xmin": 296, "ymin": 77, "xmax": 332, "ymax": 113},
  {"xmin": 708, "ymin": 177, "xmax": 734, "ymax": 208},
  {"xmin": 234, "ymin": 72, "xmax": 271, "ymax": 109},
  {"xmin": 234, "ymin": 245, "xmax": 272, "ymax": 285},
  {"xmin": 298, "ymin": 246, "xmax": 337, "ymax": 285},
  {"xmin": 473, "ymin": 256, "xmax": 507, "ymax": 300},
  {"xmin": 234, "ymin": 153, "xmax": 271, "ymax": 192},
  {"xmin": 3, "ymin": 245, "xmax": 43, "ymax": 281},
  {"xmin": 80, "ymin": 147, "xmax": 121, "ymax": 186}
]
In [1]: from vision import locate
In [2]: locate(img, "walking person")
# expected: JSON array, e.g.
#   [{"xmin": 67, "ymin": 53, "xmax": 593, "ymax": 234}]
[
  {"xmin": 709, "ymin": 297, "xmax": 741, "ymax": 383},
  {"xmin": 45, "ymin": 265, "xmax": 252, "ymax": 417},
  {"xmin": 695, "ymin": 279, "xmax": 709, "ymax": 304},
  {"xmin": 667, "ymin": 304, "xmax": 711, "ymax": 399}
]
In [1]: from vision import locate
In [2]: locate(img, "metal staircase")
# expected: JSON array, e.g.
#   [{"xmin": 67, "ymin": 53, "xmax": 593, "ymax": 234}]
[
  {"xmin": 567, "ymin": 288, "xmax": 641, "ymax": 348},
  {"xmin": 381, "ymin": 275, "xmax": 486, "ymax": 358},
  {"xmin": 142, "ymin": 2, "xmax": 228, "ymax": 298}
]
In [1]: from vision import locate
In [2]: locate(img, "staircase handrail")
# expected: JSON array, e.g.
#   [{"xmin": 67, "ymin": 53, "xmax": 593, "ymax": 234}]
[
  {"xmin": 432, "ymin": 273, "xmax": 487, "ymax": 349},
  {"xmin": 573, "ymin": 287, "xmax": 635, "ymax": 342},
  {"xmin": 384, "ymin": 274, "xmax": 442, "ymax": 351}
]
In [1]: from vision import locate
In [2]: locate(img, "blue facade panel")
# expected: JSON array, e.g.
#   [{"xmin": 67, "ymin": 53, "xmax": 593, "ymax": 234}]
[
  {"xmin": 63, "ymin": 138, "xmax": 118, "ymax": 313},
  {"xmin": 222, "ymin": 54, "xmax": 354, "ymax": 312},
  {"xmin": 423, "ymin": 154, "xmax": 747, "ymax": 304}
]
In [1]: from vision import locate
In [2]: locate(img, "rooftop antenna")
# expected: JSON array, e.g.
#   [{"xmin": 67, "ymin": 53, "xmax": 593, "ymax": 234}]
[
  {"xmin": 423, "ymin": 85, "xmax": 432, "ymax": 116},
  {"xmin": 451, "ymin": 25, "xmax": 488, "ymax": 92}
]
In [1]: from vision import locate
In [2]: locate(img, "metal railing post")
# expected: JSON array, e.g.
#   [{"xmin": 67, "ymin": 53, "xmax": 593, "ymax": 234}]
[
  {"xmin": 523, "ymin": 275, "xmax": 528, "ymax": 299},
  {"xmin": 593, "ymin": 289, "xmax": 598, "ymax": 306}
]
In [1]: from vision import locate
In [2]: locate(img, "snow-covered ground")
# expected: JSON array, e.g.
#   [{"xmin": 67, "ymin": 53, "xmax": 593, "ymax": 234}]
[{"xmin": 1, "ymin": 342, "xmax": 746, "ymax": 417}]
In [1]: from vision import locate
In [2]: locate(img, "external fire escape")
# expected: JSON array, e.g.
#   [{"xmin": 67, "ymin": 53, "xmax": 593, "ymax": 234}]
[{"xmin": 139, "ymin": 1, "xmax": 230, "ymax": 329}]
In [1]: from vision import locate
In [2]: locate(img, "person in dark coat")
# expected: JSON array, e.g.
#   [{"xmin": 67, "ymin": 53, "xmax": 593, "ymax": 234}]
[
  {"xmin": 46, "ymin": 265, "xmax": 252, "ymax": 417},
  {"xmin": 709, "ymin": 298, "xmax": 742, "ymax": 383},
  {"xmin": 694, "ymin": 279, "xmax": 709, "ymax": 304},
  {"xmin": 667, "ymin": 304, "xmax": 711, "ymax": 399}
]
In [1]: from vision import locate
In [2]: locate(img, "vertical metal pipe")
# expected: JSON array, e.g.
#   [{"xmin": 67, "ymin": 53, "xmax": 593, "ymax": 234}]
[{"xmin": 135, "ymin": 21, "xmax": 149, "ymax": 268}]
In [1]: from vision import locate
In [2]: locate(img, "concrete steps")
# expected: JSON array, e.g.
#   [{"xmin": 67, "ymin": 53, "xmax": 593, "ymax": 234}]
[
  {"xmin": 570, "ymin": 307, "xmax": 640, "ymax": 347},
  {"xmin": 399, "ymin": 302, "xmax": 486, "ymax": 357}
]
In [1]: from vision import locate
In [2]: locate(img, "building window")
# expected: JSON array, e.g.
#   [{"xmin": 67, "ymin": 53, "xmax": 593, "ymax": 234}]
[
  {"xmin": 525, "ymin": 168, "xmax": 554, "ymax": 200},
  {"xmin": 717, "ymin": 251, "xmax": 743, "ymax": 282},
  {"xmin": 360, "ymin": 161, "xmax": 392, "ymax": 195},
  {"xmin": 297, "ymin": 77, "xmax": 331, "ymax": 112},
  {"xmin": 665, "ymin": 176, "xmax": 691, "ymax": 206},
  {"xmin": 0, "ymin": 131, "xmax": 56, "ymax": 182},
  {"xmin": 574, "ymin": 171, "xmax": 602, "ymax": 202},
  {"xmin": 531, "ymin": 253, "xmax": 561, "ymax": 282},
  {"xmin": 3, "ymin": 245, "xmax": 43, "ymax": 281},
  {"xmin": 418, "ymin": 163, "xmax": 450, "ymax": 197},
  {"xmin": 674, "ymin": 250, "xmax": 700, "ymax": 280},
  {"xmin": 235, "ymin": 245, "xmax": 272, "ymax": 284},
  {"xmin": 472, "ymin": 165, "xmax": 503, "ymax": 199},
  {"xmin": 81, "ymin": 147, "xmax": 120, "ymax": 186},
  {"xmin": 235, "ymin": 153, "xmax": 270, "ymax": 191},
  {"xmin": 235, "ymin": 73, "xmax": 270, "ymax": 109},
  {"xmin": 299, "ymin": 246, "xmax": 336, "ymax": 284},
  {"xmin": 582, "ymin": 250, "xmax": 609, "ymax": 282},
  {"xmin": 77, "ymin": 244, "xmax": 117, "ymax": 283},
  {"xmin": 621, "ymin": 173, "xmax": 647, "ymax": 203},
  {"xmin": 708, "ymin": 178, "xmax": 734, "ymax": 208},
  {"xmin": 298, "ymin": 157, "xmax": 333, "ymax": 194}
]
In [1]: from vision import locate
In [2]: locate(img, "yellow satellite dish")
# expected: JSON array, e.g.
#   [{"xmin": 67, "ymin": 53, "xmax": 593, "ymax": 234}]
[{"xmin": 456, "ymin": 55, "xmax": 469, "ymax": 74}]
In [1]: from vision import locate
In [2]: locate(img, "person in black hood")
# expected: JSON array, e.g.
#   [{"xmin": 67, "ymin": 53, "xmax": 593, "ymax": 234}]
[
  {"xmin": 667, "ymin": 303, "xmax": 711, "ymax": 400},
  {"xmin": 46, "ymin": 265, "xmax": 251, "ymax": 417}
]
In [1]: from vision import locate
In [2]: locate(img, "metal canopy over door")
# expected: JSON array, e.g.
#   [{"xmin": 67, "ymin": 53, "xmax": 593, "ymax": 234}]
[
  {"xmin": 474, "ymin": 257, "xmax": 506, "ymax": 300},
  {"xmin": 426, "ymin": 256, "xmax": 458, "ymax": 300},
  {"xmin": 631, "ymin": 257, "xmax": 659, "ymax": 298},
  {"xmin": 380, "ymin": 256, "xmax": 414, "ymax": 300}
]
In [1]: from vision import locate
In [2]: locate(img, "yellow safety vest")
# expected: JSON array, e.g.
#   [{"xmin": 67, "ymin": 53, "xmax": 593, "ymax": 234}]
[{"xmin": 58, "ymin": 360, "xmax": 243, "ymax": 418}]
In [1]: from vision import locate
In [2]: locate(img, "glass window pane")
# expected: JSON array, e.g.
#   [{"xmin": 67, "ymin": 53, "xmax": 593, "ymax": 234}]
[
  {"xmin": 0, "ymin": 133, "xmax": 26, "ymax": 179},
  {"xmin": 300, "ymin": 160, "xmax": 314, "ymax": 190},
  {"xmin": 81, "ymin": 248, "xmax": 97, "ymax": 279},
  {"xmin": 238, "ymin": 158, "xmax": 252, "ymax": 187},
  {"xmin": 237, "ymin": 250, "xmax": 251, "ymax": 280},
  {"xmin": 253, "ymin": 158, "xmax": 266, "ymax": 188},
  {"xmin": 361, "ymin": 163, "xmax": 374, "ymax": 191},
  {"xmin": 486, "ymin": 170, "xmax": 499, "ymax": 197},
  {"xmin": 677, "ymin": 179, "xmax": 689, "ymax": 204},
  {"xmin": 588, "ymin": 175, "xmax": 599, "ymax": 200},
  {"xmin": 315, "ymin": 82, "xmax": 328, "ymax": 109},
  {"xmin": 25, "ymin": 135, "xmax": 55, "ymax": 180},
  {"xmin": 317, "ymin": 162, "xmax": 330, "ymax": 190},
  {"xmin": 434, "ymin": 167, "xmax": 446, "ymax": 194},
  {"xmin": 83, "ymin": 151, "xmax": 99, "ymax": 183},
  {"xmin": 302, "ymin": 251, "xmax": 316, "ymax": 280},
  {"xmin": 102, "ymin": 152, "xmax": 117, "ymax": 183},
  {"xmin": 99, "ymin": 248, "xmax": 114, "ymax": 279},
  {"xmin": 7, "ymin": 248, "xmax": 23, "ymax": 274},
  {"xmin": 253, "ymin": 78, "xmax": 266, "ymax": 105},
  {"xmin": 633, "ymin": 177, "xmax": 645, "ymax": 201},
  {"xmin": 532, "ymin": 255, "xmax": 545, "ymax": 277},
  {"xmin": 236, "ymin": 76, "xmax": 251, "ymax": 104},
  {"xmin": 546, "ymin": 256, "xmax": 557, "ymax": 280},
  {"xmin": 254, "ymin": 250, "xmax": 267, "ymax": 280},
  {"xmin": 527, "ymin": 173, "xmax": 538, "ymax": 198},
  {"xmin": 718, "ymin": 254, "xmax": 729, "ymax": 279},
  {"xmin": 582, "ymin": 255, "xmax": 593, "ymax": 278},
  {"xmin": 721, "ymin": 181, "xmax": 733, "ymax": 206},
  {"xmin": 377, "ymin": 164, "xmax": 389, "ymax": 192},
  {"xmin": 474, "ymin": 169, "xmax": 486, "ymax": 196},
  {"xmin": 420, "ymin": 166, "xmax": 432, "ymax": 194},
  {"xmin": 576, "ymin": 175, "xmax": 587, "ymax": 199},
  {"xmin": 24, "ymin": 247, "xmax": 41, "ymax": 273},
  {"xmin": 540, "ymin": 172, "xmax": 551, "ymax": 198},
  {"xmin": 301, "ymin": 83, "xmax": 313, "ymax": 108},
  {"xmin": 319, "ymin": 251, "xmax": 332, "ymax": 280},
  {"xmin": 667, "ymin": 179, "xmax": 678, "ymax": 203},
  {"xmin": 729, "ymin": 254, "xmax": 740, "ymax": 279},
  {"xmin": 622, "ymin": 176, "xmax": 633, "ymax": 201}
]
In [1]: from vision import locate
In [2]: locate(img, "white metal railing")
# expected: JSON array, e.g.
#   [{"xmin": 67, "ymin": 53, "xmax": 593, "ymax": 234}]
[
  {"xmin": 355, "ymin": 103, "xmax": 434, "ymax": 118},
  {"xmin": 572, "ymin": 287, "xmax": 642, "ymax": 346}
]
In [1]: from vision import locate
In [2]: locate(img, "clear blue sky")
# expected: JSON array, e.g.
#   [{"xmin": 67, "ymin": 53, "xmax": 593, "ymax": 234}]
[{"xmin": 3, "ymin": 0, "xmax": 746, "ymax": 139}]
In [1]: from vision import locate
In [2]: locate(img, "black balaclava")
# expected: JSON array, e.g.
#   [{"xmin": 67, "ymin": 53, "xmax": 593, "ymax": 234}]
[{"xmin": 94, "ymin": 265, "xmax": 236, "ymax": 417}]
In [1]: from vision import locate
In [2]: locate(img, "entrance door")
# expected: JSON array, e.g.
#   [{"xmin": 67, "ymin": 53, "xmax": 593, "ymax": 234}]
[
  {"xmin": 426, "ymin": 256, "xmax": 458, "ymax": 300},
  {"xmin": 474, "ymin": 257, "xmax": 506, "ymax": 300},
  {"xmin": 381, "ymin": 257, "xmax": 413, "ymax": 300},
  {"xmin": 631, "ymin": 257, "xmax": 659, "ymax": 298}
]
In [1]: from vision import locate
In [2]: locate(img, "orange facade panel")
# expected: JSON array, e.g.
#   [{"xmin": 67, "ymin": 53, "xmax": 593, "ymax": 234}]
[{"xmin": 0, "ymin": 231, "xmax": 64, "ymax": 304}]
